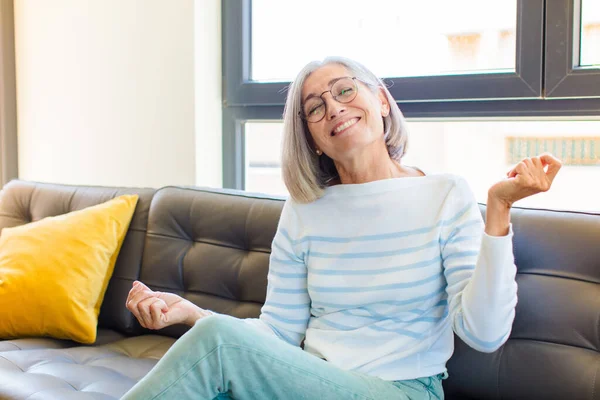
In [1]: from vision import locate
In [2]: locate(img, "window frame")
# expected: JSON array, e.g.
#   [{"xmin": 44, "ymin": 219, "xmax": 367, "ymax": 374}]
[
  {"xmin": 222, "ymin": 0, "xmax": 600, "ymax": 190},
  {"xmin": 223, "ymin": 0, "xmax": 545, "ymax": 106},
  {"xmin": 222, "ymin": 106, "xmax": 283, "ymax": 189},
  {"xmin": 545, "ymin": 0, "xmax": 600, "ymax": 97}
]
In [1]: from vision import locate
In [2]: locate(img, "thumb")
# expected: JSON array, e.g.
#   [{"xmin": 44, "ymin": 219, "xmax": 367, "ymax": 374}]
[
  {"xmin": 540, "ymin": 153, "xmax": 562, "ymax": 182},
  {"xmin": 155, "ymin": 298, "xmax": 169, "ymax": 314}
]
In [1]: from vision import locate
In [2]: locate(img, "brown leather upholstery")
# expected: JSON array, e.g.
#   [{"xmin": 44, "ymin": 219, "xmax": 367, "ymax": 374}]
[
  {"xmin": 135, "ymin": 186, "xmax": 283, "ymax": 339},
  {"xmin": 0, "ymin": 179, "xmax": 598, "ymax": 399}
]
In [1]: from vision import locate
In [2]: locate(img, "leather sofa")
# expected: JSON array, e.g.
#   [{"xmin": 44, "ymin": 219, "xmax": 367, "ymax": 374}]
[{"xmin": 0, "ymin": 179, "xmax": 598, "ymax": 400}]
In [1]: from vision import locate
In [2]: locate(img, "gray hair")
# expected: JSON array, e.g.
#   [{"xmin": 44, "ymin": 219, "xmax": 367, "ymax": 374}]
[{"xmin": 281, "ymin": 56, "xmax": 410, "ymax": 203}]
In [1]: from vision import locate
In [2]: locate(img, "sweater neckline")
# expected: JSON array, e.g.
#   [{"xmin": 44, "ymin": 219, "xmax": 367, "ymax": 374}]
[{"xmin": 323, "ymin": 174, "xmax": 434, "ymax": 197}]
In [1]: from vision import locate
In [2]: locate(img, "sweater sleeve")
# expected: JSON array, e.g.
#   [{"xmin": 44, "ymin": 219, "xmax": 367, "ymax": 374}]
[
  {"xmin": 440, "ymin": 176, "xmax": 518, "ymax": 353},
  {"xmin": 242, "ymin": 199, "xmax": 311, "ymax": 347}
]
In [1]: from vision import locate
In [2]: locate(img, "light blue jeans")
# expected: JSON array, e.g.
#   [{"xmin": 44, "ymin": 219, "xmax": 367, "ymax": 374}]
[{"xmin": 121, "ymin": 314, "xmax": 446, "ymax": 400}]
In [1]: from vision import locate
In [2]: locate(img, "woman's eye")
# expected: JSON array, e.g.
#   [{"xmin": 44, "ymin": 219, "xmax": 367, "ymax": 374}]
[
  {"xmin": 309, "ymin": 104, "xmax": 324, "ymax": 115},
  {"xmin": 338, "ymin": 87, "xmax": 354, "ymax": 96}
]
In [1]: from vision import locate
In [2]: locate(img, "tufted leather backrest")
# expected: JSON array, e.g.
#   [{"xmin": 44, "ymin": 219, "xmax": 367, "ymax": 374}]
[
  {"xmin": 443, "ymin": 205, "xmax": 600, "ymax": 400},
  {"xmin": 0, "ymin": 180, "xmax": 156, "ymax": 336},
  {"xmin": 135, "ymin": 186, "xmax": 285, "ymax": 338}
]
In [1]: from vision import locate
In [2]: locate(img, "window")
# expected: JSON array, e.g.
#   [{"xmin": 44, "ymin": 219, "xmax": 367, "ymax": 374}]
[
  {"xmin": 251, "ymin": 0, "xmax": 517, "ymax": 82},
  {"xmin": 224, "ymin": 0, "xmax": 544, "ymax": 106},
  {"xmin": 245, "ymin": 122, "xmax": 287, "ymax": 196},
  {"xmin": 244, "ymin": 119, "xmax": 600, "ymax": 212},
  {"xmin": 580, "ymin": 0, "xmax": 600, "ymax": 67},
  {"xmin": 223, "ymin": 0, "xmax": 600, "ymax": 212}
]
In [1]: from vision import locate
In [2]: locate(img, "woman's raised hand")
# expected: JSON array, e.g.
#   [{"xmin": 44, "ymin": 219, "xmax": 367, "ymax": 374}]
[
  {"xmin": 488, "ymin": 153, "xmax": 562, "ymax": 207},
  {"xmin": 125, "ymin": 281, "xmax": 209, "ymax": 329}
]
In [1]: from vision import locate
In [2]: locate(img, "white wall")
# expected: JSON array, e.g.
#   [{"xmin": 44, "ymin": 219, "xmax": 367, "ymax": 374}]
[
  {"xmin": 14, "ymin": 0, "xmax": 222, "ymax": 188},
  {"xmin": 194, "ymin": 0, "xmax": 222, "ymax": 188}
]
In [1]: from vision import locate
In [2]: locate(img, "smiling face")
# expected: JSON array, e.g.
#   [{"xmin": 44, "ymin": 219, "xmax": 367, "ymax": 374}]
[{"xmin": 301, "ymin": 63, "xmax": 390, "ymax": 162}]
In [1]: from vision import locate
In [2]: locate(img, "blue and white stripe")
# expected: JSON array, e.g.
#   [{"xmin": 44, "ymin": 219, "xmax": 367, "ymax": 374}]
[{"xmin": 253, "ymin": 174, "xmax": 517, "ymax": 381}]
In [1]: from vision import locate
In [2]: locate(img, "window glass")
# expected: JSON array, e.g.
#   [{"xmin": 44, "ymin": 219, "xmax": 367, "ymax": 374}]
[
  {"xmin": 251, "ymin": 0, "xmax": 517, "ymax": 82},
  {"xmin": 580, "ymin": 0, "xmax": 600, "ymax": 67},
  {"xmin": 245, "ymin": 119, "xmax": 600, "ymax": 213}
]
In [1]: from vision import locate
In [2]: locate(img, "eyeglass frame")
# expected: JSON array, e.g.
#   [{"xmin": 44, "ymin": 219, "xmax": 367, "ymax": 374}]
[{"xmin": 298, "ymin": 76, "xmax": 376, "ymax": 123}]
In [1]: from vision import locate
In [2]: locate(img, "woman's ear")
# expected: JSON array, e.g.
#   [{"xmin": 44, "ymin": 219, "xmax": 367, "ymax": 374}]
[
  {"xmin": 378, "ymin": 88, "xmax": 390, "ymax": 117},
  {"xmin": 382, "ymin": 104, "xmax": 390, "ymax": 117}
]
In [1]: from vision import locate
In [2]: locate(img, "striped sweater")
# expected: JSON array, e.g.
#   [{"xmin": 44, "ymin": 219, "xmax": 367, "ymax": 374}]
[{"xmin": 244, "ymin": 174, "xmax": 518, "ymax": 381}]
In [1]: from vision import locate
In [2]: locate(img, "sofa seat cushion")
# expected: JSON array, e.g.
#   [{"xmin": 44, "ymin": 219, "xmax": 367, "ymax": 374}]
[
  {"xmin": 0, "ymin": 329, "xmax": 128, "ymax": 353},
  {"xmin": 0, "ymin": 333, "xmax": 175, "ymax": 399},
  {"xmin": 0, "ymin": 338, "xmax": 75, "ymax": 353}
]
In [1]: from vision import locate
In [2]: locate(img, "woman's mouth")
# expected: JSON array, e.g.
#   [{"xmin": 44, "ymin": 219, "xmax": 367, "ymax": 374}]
[{"xmin": 331, "ymin": 118, "xmax": 360, "ymax": 137}]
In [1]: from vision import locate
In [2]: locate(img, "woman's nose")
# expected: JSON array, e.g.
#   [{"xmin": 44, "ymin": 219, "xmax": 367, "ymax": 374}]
[{"xmin": 325, "ymin": 96, "xmax": 346, "ymax": 121}]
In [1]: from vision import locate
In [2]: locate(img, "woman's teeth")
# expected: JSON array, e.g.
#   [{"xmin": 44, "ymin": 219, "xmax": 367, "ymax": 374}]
[{"xmin": 332, "ymin": 119, "xmax": 358, "ymax": 136}]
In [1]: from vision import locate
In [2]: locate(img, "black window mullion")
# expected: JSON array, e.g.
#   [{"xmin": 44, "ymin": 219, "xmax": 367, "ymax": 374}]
[
  {"xmin": 222, "ymin": 106, "xmax": 284, "ymax": 189},
  {"xmin": 545, "ymin": 0, "xmax": 600, "ymax": 98},
  {"xmin": 223, "ymin": 0, "xmax": 544, "ymax": 106}
]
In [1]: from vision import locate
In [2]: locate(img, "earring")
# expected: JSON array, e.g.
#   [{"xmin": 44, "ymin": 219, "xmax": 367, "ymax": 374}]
[{"xmin": 316, "ymin": 149, "xmax": 322, "ymax": 155}]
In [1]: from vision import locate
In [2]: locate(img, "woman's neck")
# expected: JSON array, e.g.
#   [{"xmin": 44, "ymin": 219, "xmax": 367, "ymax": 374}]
[
  {"xmin": 335, "ymin": 159, "xmax": 397, "ymax": 184},
  {"xmin": 334, "ymin": 156, "xmax": 422, "ymax": 185}
]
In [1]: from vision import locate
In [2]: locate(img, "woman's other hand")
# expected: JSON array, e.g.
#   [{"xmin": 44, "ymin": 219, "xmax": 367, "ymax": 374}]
[
  {"xmin": 488, "ymin": 153, "xmax": 562, "ymax": 207},
  {"xmin": 125, "ymin": 281, "xmax": 211, "ymax": 329}
]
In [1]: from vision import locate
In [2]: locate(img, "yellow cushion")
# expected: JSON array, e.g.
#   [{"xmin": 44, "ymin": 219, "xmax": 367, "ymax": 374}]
[{"xmin": 0, "ymin": 194, "xmax": 139, "ymax": 344}]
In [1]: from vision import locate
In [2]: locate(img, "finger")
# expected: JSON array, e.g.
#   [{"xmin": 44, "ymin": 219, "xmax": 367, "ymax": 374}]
[
  {"xmin": 134, "ymin": 280, "xmax": 151, "ymax": 291},
  {"xmin": 126, "ymin": 299, "xmax": 140, "ymax": 320},
  {"xmin": 128, "ymin": 294, "xmax": 156, "ymax": 323},
  {"xmin": 143, "ymin": 298, "xmax": 168, "ymax": 329},
  {"xmin": 128, "ymin": 289, "xmax": 157, "ymax": 307},
  {"xmin": 539, "ymin": 152, "xmax": 562, "ymax": 165},
  {"xmin": 540, "ymin": 153, "xmax": 563, "ymax": 182},
  {"xmin": 126, "ymin": 282, "xmax": 143, "ymax": 304},
  {"xmin": 126, "ymin": 281, "xmax": 149, "ymax": 304},
  {"xmin": 128, "ymin": 291, "xmax": 157, "ymax": 326},
  {"xmin": 126, "ymin": 296, "xmax": 145, "ymax": 322},
  {"xmin": 126, "ymin": 289, "xmax": 145, "ymax": 314},
  {"xmin": 137, "ymin": 297, "xmax": 159, "ymax": 328},
  {"xmin": 149, "ymin": 299, "xmax": 169, "ymax": 327},
  {"xmin": 513, "ymin": 161, "xmax": 527, "ymax": 177},
  {"xmin": 128, "ymin": 303, "xmax": 145, "ymax": 328},
  {"xmin": 522, "ymin": 157, "xmax": 534, "ymax": 169},
  {"xmin": 531, "ymin": 156, "xmax": 543, "ymax": 170},
  {"xmin": 508, "ymin": 160, "xmax": 528, "ymax": 178}
]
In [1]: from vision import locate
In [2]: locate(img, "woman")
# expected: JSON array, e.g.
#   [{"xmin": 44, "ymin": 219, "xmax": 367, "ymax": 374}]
[{"xmin": 122, "ymin": 57, "xmax": 561, "ymax": 400}]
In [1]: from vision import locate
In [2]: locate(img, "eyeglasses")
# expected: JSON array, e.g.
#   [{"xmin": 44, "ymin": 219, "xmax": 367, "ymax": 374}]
[{"xmin": 299, "ymin": 76, "xmax": 364, "ymax": 123}]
